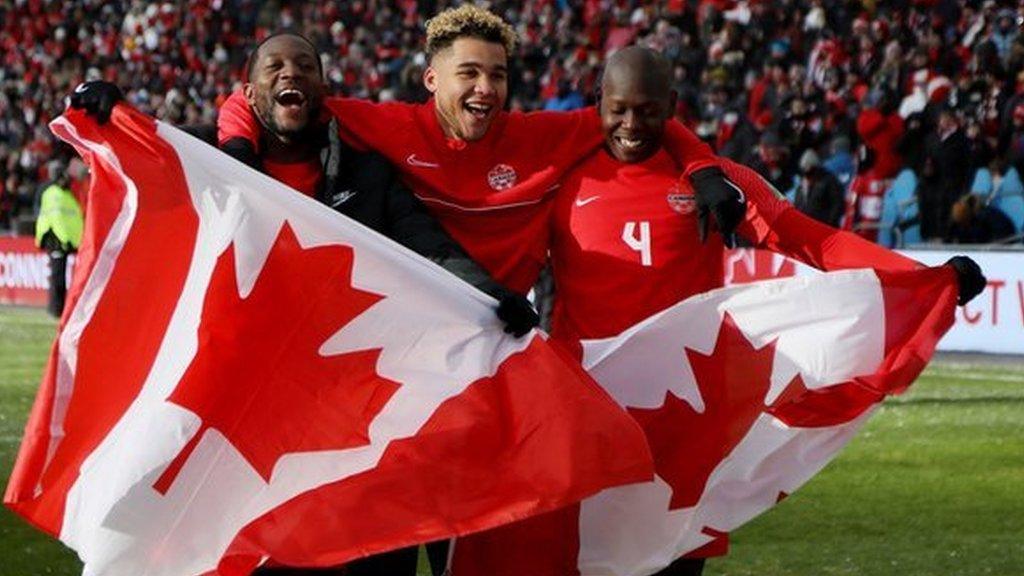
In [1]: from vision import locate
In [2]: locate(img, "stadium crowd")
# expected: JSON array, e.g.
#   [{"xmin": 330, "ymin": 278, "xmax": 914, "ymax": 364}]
[{"xmin": 2, "ymin": 0, "xmax": 1024, "ymax": 244}]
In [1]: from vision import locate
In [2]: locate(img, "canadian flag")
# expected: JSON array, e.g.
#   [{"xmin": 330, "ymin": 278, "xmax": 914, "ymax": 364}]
[
  {"xmin": 453, "ymin": 264, "xmax": 958, "ymax": 575},
  {"xmin": 3, "ymin": 108, "xmax": 654, "ymax": 576}
]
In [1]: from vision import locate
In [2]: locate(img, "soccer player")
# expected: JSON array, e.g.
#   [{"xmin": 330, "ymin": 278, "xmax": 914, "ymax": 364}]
[
  {"xmin": 70, "ymin": 31, "xmax": 540, "ymax": 576},
  {"xmin": 454, "ymin": 46, "xmax": 984, "ymax": 576},
  {"xmin": 549, "ymin": 47, "xmax": 983, "ymax": 353},
  {"xmin": 216, "ymin": 5, "xmax": 744, "ymax": 297}
]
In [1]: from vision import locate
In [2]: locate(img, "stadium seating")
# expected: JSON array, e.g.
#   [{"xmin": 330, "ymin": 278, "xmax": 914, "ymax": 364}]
[
  {"xmin": 878, "ymin": 169, "xmax": 920, "ymax": 248},
  {"xmin": 972, "ymin": 167, "xmax": 1024, "ymax": 233},
  {"xmin": 992, "ymin": 192, "xmax": 1024, "ymax": 233}
]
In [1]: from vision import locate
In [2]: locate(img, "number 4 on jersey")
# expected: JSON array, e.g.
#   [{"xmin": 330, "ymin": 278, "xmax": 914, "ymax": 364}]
[{"xmin": 622, "ymin": 221, "xmax": 652, "ymax": 267}]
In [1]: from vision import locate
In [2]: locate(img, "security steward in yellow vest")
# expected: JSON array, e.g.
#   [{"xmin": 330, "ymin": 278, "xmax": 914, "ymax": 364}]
[{"xmin": 34, "ymin": 174, "xmax": 83, "ymax": 317}]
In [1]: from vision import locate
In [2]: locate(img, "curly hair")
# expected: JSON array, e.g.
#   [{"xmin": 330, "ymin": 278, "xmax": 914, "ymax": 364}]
[{"xmin": 425, "ymin": 5, "xmax": 517, "ymax": 58}]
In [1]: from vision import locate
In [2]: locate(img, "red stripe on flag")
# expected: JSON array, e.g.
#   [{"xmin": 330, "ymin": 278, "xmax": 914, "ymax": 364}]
[
  {"xmin": 4, "ymin": 108, "xmax": 199, "ymax": 534},
  {"xmin": 769, "ymin": 268, "xmax": 957, "ymax": 427},
  {"xmin": 861, "ymin": 267, "xmax": 958, "ymax": 395}
]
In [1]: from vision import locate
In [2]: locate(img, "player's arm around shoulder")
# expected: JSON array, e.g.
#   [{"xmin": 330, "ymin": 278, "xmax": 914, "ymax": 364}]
[
  {"xmin": 663, "ymin": 118, "xmax": 717, "ymax": 174},
  {"xmin": 319, "ymin": 97, "xmax": 418, "ymax": 153},
  {"xmin": 517, "ymin": 105, "xmax": 605, "ymax": 157}
]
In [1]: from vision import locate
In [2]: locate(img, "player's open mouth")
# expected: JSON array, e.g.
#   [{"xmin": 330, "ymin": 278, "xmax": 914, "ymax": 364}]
[
  {"xmin": 464, "ymin": 102, "xmax": 492, "ymax": 119},
  {"xmin": 614, "ymin": 136, "xmax": 646, "ymax": 151},
  {"xmin": 275, "ymin": 89, "xmax": 307, "ymax": 110}
]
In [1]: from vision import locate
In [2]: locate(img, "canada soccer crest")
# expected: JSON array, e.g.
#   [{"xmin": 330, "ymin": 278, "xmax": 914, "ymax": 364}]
[
  {"xmin": 666, "ymin": 183, "xmax": 696, "ymax": 215},
  {"xmin": 487, "ymin": 164, "xmax": 517, "ymax": 191}
]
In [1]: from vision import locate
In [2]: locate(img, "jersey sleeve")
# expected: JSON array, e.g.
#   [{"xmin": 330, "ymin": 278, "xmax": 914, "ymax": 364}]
[
  {"xmin": 723, "ymin": 159, "xmax": 922, "ymax": 273},
  {"xmin": 217, "ymin": 92, "xmax": 383, "ymax": 153},
  {"xmin": 518, "ymin": 106, "xmax": 604, "ymax": 169},
  {"xmin": 663, "ymin": 120, "xmax": 719, "ymax": 175},
  {"xmin": 217, "ymin": 89, "xmax": 260, "ymax": 149},
  {"xmin": 324, "ymin": 97, "xmax": 411, "ymax": 153}
]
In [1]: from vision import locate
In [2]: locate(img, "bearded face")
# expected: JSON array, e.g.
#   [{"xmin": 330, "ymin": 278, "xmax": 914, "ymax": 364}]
[{"xmin": 245, "ymin": 35, "xmax": 325, "ymax": 142}]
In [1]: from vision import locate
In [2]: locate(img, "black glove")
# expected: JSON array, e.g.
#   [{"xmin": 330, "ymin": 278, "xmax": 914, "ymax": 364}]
[
  {"xmin": 495, "ymin": 291, "xmax": 540, "ymax": 338},
  {"xmin": 68, "ymin": 81, "xmax": 123, "ymax": 124},
  {"xmin": 690, "ymin": 166, "xmax": 746, "ymax": 248},
  {"xmin": 945, "ymin": 255, "xmax": 986, "ymax": 306}
]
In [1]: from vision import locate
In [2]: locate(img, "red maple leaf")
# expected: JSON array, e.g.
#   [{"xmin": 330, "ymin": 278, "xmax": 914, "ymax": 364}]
[
  {"xmin": 628, "ymin": 313, "xmax": 884, "ymax": 512},
  {"xmin": 628, "ymin": 313, "xmax": 777, "ymax": 510},
  {"xmin": 154, "ymin": 223, "xmax": 398, "ymax": 493}
]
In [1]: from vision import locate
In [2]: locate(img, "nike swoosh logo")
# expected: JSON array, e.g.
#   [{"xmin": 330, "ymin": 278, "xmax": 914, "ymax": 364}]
[
  {"xmin": 406, "ymin": 154, "xmax": 440, "ymax": 168},
  {"xmin": 330, "ymin": 189, "xmax": 357, "ymax": 207},
  {"xmin": 575, "ymin": 196, "xmax": 600, "ymax": 207}
]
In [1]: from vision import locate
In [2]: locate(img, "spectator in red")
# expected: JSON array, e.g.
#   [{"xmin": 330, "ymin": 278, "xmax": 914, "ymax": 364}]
[
  {"xmin": 856, "ymin": 88, "xmax": 905, "ymax": 181},
  {"xmin": 748, "ymin": 61, "xmax": 787, "ymax": 127},
  {"xmin": 845, "ymin": 146, "xmax": 887, "ymax": 242}
]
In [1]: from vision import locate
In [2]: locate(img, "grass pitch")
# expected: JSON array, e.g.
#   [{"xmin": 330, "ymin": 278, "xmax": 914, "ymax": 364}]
[{"xmin": 1, "ymin": 307, "xmax": 1021, "ymax": 576}]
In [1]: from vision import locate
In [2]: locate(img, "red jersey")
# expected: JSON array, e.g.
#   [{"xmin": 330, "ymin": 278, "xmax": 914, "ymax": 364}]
[
  {"xmin": 855, "ymin": 108, "xmax": 904, "ymax": 180},
  {"xmin": 218, "ymin": 92, "xmax": 717, "ymax": 293},
  {"xmin": 550, "ymin": 155, "xmax": 921, "ymax": 350},
  {"xmin": 550, "ymin": 149, "xmax": 723, "ymax": 346},
  {"xmin": 845, "ymin": 173, "xmax": 888, "ymax": 242},
  {"xmin": 262, "ymin": 157, "xmax": 322, "ymax": 197}
]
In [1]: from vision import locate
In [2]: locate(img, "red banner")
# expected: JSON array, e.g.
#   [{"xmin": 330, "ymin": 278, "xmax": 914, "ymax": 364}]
[{"xmin": 0, "ymin": 237, "xmax": 49, "ymax": 307}]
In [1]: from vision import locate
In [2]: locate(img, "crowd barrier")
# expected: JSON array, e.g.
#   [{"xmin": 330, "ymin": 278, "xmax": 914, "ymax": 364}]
[
  {"xmin": 0, "ymin": 236, "xmax": 56, "ymax": 307},
  {"xmin": 725, "ymin": 246, "xmax": 1024, "ymax": 355}
]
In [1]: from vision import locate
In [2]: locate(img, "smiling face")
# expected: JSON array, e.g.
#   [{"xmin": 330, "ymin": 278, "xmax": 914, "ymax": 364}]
[
  {"xmin": 599, "ymin": 54, "xmax": 676, "ymax": 164},
  {"xmin": 423, "ymin": 37, "xmax": 508, "ymax": 142},
  {"xmin": 244, "ymin": 34, "xmax": 325, "ymax": 143}
]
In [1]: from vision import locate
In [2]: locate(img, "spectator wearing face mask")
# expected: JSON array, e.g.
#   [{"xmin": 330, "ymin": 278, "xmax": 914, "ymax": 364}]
[{"xmin": 856, "ymin": 88, "xmax": 905, "ymax": 181}]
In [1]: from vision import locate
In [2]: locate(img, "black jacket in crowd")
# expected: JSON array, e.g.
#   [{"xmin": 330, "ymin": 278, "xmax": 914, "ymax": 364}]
[
  {"xmin": 794, "ymin": 167, "xmax": 845, "ymax": 227},
  {"xmin": 920, "ymin": 127, "xmax": 972, "ymax": 239}
]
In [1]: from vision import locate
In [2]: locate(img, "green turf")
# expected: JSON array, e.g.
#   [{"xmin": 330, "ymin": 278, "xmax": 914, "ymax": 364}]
[
  {"xmin": 1, "ymin": 307, "xmax": 1022, "ymax": 576},
  {"xmin": 706, "ymin": 362, "xmax": 1024, "ymax": 576},
  {"xmin": 0, "ymin": 307, "xmax": 81, "ymax": 575}
]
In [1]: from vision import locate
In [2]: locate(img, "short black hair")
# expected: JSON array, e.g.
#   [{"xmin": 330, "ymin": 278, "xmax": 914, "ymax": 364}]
[{"xmin": 245, "ymin": 31, "xmax": 322, "ymax": 81}]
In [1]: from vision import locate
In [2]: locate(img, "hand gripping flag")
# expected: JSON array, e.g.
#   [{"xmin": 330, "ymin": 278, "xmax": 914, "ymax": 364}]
[
  {"xmin": 3, "ymin": 107, "xmax": 654, "ymax": 576},
  {"xmin": 452, "ymin": 265, "xmax": 958, "ymax": 576}
]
